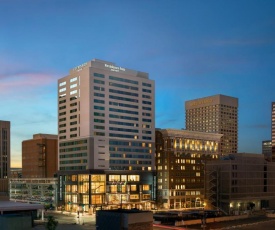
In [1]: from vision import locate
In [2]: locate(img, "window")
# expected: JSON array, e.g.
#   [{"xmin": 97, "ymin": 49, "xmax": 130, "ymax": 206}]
[
  {"xmin": 59, "ymin": 81, "xmax": 66, "ymax": 87},
  {"xmin": 94, "ymin": 73, "xmax": 105, "ymax": 78},
  {"xmin": 130, "ymin": 194, "xmax": 139, "ymax": 199},
  {"xmin": 59, "ymin": 87, "xmax": 66, "ymax": 93},
  {"xmin": 94, "ymin": 99, "xmax": 105, "ymax": 104},
  {"xmin": 130, "ymin": 185, "xmax": 137, "ymax": 191},
  {"xmin": 70, "ymin": 77, "xmax": 77, "ymax": 82},
  {"xmin": 70, "ymin": 83, "xmax": 77, "ymax": 89},
  {"xmin": 142, "ymin": 82, "xmax": 151, "ymax": 87},
  {"xmin": 143, "ymin": 185, "xmax": 150, "ymax": 191},
  {"xmin": 142, "ymin": 89, "xmax": 151, "ymax": 93},
  {"xmin": 109, "ymin": 76, "xmax": 138, "ymax": 85},
  {"xmin": 94, "ymin": 79, "xmax": 105, "ymax": 84}
]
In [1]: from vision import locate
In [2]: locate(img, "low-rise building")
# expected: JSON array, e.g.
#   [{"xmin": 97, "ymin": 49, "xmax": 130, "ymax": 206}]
[
  {"xmin": 96, "ymin": 209, "xmax": 153, "ymax": 230},
  {"xmin": 205, "ymin": 153, "xmax": 275, "ymax": 214},
  {"xmin": 9, "ymin": 178, "xmax": 58, "ymax": 209}
]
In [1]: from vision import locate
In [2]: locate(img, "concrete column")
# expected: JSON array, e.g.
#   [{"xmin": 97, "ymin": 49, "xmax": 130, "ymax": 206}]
[{"xmin": 41, "ymin": 209, "xmax": 44, "ymax": 221}]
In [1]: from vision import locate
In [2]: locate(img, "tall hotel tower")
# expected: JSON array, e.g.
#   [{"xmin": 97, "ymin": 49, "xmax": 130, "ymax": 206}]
[
  {"xmin": 0, "ymin": 120, "xmax": 10, "ymax": 178},
  {"xmin": 185, "ymin": 94, "xmax": 238, "ymax": 155},
  {"xmin": 58, "ymin": 59, "xmax": 155, "ymax": 171}
]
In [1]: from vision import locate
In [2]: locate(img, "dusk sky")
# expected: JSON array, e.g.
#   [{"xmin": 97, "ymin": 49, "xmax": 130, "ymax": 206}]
[{"xmin": 1, "ymin": 1, "xmax": 275, "ymax": 167}]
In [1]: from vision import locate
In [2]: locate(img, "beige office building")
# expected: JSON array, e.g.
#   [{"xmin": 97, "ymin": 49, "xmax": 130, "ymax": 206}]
[
  {"xmin": 58, "ymin": 59, "xmax": 155, "ymax": 171},
  {"xmin": 0, "ymin": 121, "xmax": 10, "ymax": 179},
  {"xmin": 185, "ymin": 94, "xmax": 238, "ymax": 155}
]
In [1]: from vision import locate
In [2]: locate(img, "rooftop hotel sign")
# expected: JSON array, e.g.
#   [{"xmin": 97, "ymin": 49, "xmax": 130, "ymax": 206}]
[
  {"xmin": 73, "ymin": 62, "xmax": 87, "ymax": 71},
  {"xmin": 105, "ymin": 64, "xmax": 126, "ymax": 72}
]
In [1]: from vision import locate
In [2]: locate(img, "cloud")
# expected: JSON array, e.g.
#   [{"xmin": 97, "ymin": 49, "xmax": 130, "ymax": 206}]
[{"xmin": 0, "ymin": 72, "xmax": 56, "ymax": 87}]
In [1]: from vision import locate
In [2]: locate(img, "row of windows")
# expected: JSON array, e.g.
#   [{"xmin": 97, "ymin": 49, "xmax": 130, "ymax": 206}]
[
  {"xmin": 59, "ymin": 140, "xmax": 87, "ymax": 147},
  {"xmin": 94, "ymin": 79, "xmax": 105, "ymax": 85},
  {"xmin": 109, "ymin": 95, "xmax": 138, "ymax": 103},
  {"xmin": 94, "ymin": 99, "xmax": 105, "ymax": 104},
  {"xmin": 109, "ymin": 120, "xmax": 138, "ymax": 127},
  {"xmin": 94, "ymin": 119, "xmax": 105, "ymax": 123},
  {"xmin": 60, "ymin": 166, "xmax": 86, "ymax": 170},
  {"xmin": 142, "ymin": 89, "xmax": 151, "ymax": 93},
  {"xmin": 94, "ymin": 105, "xmax": 105, "ymax": 110},
  {"xmin": 109, "ymin": 75, "xmax": 138, "ymax": 85},
  {"xmin": 110, "ymin": 160, "xmax": 151, "ymax": 165},
  {"xmin": 110, "ymin": 153, "xmax": 151, "ymax": 158},
  {"xmin": 60, "ymin": 153, "xmax": 87, "ymax": 158},
  {"xmin": 93, "ymin": 113, "xmax": 152, "ymax": 122},
  {"xmin": 94, "ymin": 125, "xmax": 104, "ymax": 130},
  {"xmin": 109, "ymin": 89, "xmax": 139, "ymax": 97},
  {"xmin": 109, "ymin": 147, "xmax": 150, "ymax": 153},
  {"xmin": 60, "ymin": 159, "xmax": 87, "ymax": 165},
  {"xmin": 94, "ymin": 86, "xmax": 105, "ymax": 91},
  {"xmin": 109, "ymin": 101, "xmax": 138, "ymax": 109},
  {"xmin": 109, "ymin": 108, "xmax": 138, "ymax": 115},
  {"xmin": 109, "ymin": 114, "xmax": 139, "ymax": 121},
  {"xmin": 94, "ymin": 73, "xmax": 104, "ymax": 78},
  {"xmin": 109, "ymin": 82, "xmax": 138, "ymax": 91},
  {"xmin": 109, "ymin": 127, "xmax": 139, "ymax": 133},
  {"xmin": 93, "ymin": 73, "xmax": 152, "ymax": 90},
  {"xmin": 109, "ymin": 141, "xmax": 152, "ymax": 147},
  {"xmin": 60, "ymin": 146, "xmax": 87, "ymax": 153},
  {"xmin": 142, "ymin": 95, "xmax": 151, "ymax": 99}
]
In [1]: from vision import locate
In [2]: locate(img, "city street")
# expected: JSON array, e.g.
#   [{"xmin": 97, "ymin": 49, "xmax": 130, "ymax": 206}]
[
  {"xmin": 33, "ymin": 210, "xmax": 275, "ymax": 230},
  {"xmin": 33, "ymin": 211, "xmax": 96, "ymax": 230}
]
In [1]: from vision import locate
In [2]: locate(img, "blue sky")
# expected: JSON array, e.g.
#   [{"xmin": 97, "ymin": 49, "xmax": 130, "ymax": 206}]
[{"xmin": 1, "ymin": 0, "xmax": 275, "ymax": 167}]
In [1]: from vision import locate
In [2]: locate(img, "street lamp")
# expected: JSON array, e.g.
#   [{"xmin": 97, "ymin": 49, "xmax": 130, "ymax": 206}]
[{"xmin": 201, "ymin": 203, "xmax": 206, "ymax": 230}]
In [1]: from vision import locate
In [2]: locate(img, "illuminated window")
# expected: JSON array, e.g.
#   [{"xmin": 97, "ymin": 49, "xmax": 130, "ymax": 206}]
[
  {"xmin": 109, "ymin": 175, "xmax": 120, "ymax": 181},
  {"xmin": 130, "ymin": 185, "xmax": 137, "ymax": 191},
  {"xmin": 143, "ymin": 185, "xmax": 150, "ymax": 191},
  {"xmin": 130, "ymin": 194, "xmax": 139, "ymax": 199},
  {"xmin": 128, "ymin": 175, "xmax": 140, "ymax": 181}
]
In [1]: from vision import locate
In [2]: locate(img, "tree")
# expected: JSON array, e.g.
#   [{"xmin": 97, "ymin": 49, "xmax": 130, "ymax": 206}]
[{"xmin": 45, "ymin": 215, "xmax": 58, "ymax": 230}]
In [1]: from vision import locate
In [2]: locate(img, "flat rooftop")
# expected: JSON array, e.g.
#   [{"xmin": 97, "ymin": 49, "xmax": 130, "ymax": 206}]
[
  {"xmin": 98, "ymin": 208, "xmax": 151, "ymax": 214},
  {"xmin": 0, "ymin": 201, "xmax": 43, "ymax": 212}
]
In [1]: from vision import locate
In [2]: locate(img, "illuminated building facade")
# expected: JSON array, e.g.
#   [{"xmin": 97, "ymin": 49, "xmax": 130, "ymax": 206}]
[
  {"xmin": 155, "ymin": 129, "xmax": 222, "ymax": 209},
  {"xmin": 22, "ymin": 134, "xmax": 58, "ymax": 178},
  {"xmin": 185, "ymin": 94, "xmax": 238, "ymax": 155},
  {"xmin": 58, "ymin": 170, "xmax": 156, "ymax": 212},
  {"xmin": 0, "ymin": 120, "xmax": 10, "ymax": 179},
  {"xmin": 57, "ymin": 59, "xmax": 155, "ymax": 171},
  {"xmin": 57, "ymin": 59, "xmax": 156, "ymax": 212}
]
